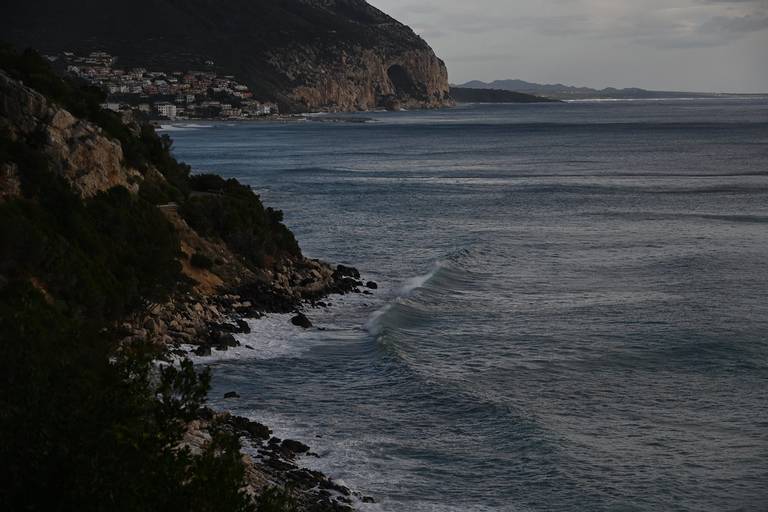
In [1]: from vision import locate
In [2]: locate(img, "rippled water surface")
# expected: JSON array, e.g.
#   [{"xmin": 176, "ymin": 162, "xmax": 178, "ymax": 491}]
[{"xmin": 169, "ymin": 100, "xmax": 768, "ymax": 511}]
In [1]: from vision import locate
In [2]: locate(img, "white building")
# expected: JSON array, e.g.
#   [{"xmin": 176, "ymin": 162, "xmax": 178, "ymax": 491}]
[{"xmin": 155, "ymin": 102, "xmax": 177, "ymax": 119}]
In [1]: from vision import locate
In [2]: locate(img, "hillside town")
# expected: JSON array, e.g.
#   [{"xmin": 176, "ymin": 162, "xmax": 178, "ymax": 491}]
[{"xmin": 48, "ymin": 51, "xmax": 278, "ymax": 120}]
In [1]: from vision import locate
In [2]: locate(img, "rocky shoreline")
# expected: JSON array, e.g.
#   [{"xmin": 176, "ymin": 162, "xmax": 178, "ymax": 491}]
[
  {"xmin": 184, "ymin": 409, "xmax": 375, "ymax": 511},
  {"xmin": 1, "ymin": 59, "xmax": 376, "ymax": 510},
  {"xmin": 122, "ymin": 256, "xmax": 377, "ymax": 511}
]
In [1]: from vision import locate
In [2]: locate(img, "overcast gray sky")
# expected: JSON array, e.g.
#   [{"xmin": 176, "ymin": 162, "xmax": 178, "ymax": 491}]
[{"xmin": 370, "ymin": 0, "xmax": 768, "ymax": 92}]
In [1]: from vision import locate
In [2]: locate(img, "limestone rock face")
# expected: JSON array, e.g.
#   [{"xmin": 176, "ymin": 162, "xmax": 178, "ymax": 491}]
[
  {"xmin": 1, "ymin": 0, "xmax": 454, "ymax": 113},
  {"xmin": 282, "ymin": 47, "xmax": 451, "ymax": 111},
  {"xmin": 0, "ymin": 71, "xmax": 140, "ymax": 198}
]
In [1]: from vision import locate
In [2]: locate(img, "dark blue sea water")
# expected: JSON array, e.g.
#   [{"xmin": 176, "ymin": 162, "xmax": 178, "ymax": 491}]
[{"xmin": 168, "ymin": 99, "xmax": 768, "ymax": 512}]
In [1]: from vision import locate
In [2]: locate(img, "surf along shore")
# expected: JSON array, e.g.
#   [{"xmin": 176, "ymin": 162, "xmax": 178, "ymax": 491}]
[
  {"xmin": 0, "ymin": 49, "xmax": 378, "ymax": 510},
  {"xmin": 125, "ymin": 208, "xmax": 380, "ymax": 510}
]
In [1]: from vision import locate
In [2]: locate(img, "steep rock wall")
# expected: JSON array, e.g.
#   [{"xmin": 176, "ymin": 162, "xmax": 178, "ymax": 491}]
[
  {"xmin": 0, "ymin": 0, "xmax": 453, "ymax": 112},
  {"xmin": 0, "ymin": 71, "xmax": 140, "ymax": 197}
]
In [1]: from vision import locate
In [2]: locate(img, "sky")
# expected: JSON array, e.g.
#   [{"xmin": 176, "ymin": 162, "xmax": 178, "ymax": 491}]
[{"xmin": 369, "ymin": 0, "xmax": 768, "ymax": 92}]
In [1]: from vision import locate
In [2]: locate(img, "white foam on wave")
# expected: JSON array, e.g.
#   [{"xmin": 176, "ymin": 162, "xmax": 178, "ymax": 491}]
[
  {"xmin": 184, "ymin": 288, "xmax": 385, "ymax": 363},
  {"xmin": 365, "ymin": 261, "xmax": 444, "ymax": 336},
  {"xmin": 230, "ymin": 407, "xmax": 508, "ymax": 512},
  {"xmin": 398, "ymin": 262, "xmax": 444, "ymax": 295},
  {"xmin": 156, "ymin": 123, "xmax": 213, "ymax": 132},
  {"xmin": 180, "ymin": 314, "xmax": 316, "ymax": 364}
]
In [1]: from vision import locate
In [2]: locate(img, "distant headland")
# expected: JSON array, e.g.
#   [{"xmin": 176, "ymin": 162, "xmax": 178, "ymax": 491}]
[
  {"xmin": 0, "ymin": 0, "xmax": 453, "ymax": 113},
  {"xmin": 455, "ymin": 79, "xmax": 766, "ymax": 100}
]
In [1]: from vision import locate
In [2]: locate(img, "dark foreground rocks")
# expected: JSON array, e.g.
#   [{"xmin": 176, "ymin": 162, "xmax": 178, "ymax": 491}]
[
  {"xmin": 125, "ymin": 259, "xmax": 376, "ymax": 510},
  {"xmin": 183, "ymin": 410, "xmax": 372, "ymax": 511},
  {"xmin": 291, "ymin": 313, "xmax": 313, "ymax": 329}
]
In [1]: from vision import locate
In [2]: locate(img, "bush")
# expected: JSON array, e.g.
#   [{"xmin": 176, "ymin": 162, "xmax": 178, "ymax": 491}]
[
  {"xmin": 0, "ymin": 281, "xmax": 254, "ymax": 512},
  {"xmin": 0, "ymin": 44, "xmax": 300, "ymax": 511},
  {"xmin": 181, "ymin": 176, "xmax": 301, "ymax": 269},
  {"xmin": 190, "ymin": 252, "xmax": 214, "ymax": 270}
]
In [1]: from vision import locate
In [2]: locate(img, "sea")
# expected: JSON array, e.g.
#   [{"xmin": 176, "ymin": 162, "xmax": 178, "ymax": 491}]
[{"xmin": 167, "ymin": 99, "xmax": 768, "ymax": 512}]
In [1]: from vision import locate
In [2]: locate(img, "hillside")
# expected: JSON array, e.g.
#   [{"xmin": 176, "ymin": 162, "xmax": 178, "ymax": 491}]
[
  {"xmin": 457, "ymin": 79, "xmax": 720, "ymax": 100},
  {"xmin": 0, "ymin": 46, "xmax": 370, "ymax": 511},
  {"xmin": 450, "ymin": 87, "xmax": 559, "ymax": 104},
  {"xmin": 0, "ymin": 0, "xmax": 452, "ymax": 113}
]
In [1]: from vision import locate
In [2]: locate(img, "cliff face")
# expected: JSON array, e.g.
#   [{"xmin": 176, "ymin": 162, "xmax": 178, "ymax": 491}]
[
  {"xmin": 0, "ymin": 0, "xmax": 453, "ymax": 112},
  {"xmin": 0, "ymin": 71, "xmax": 139, "ymax": 198},
  {"xmin": 276, "ymin": 46, "xmax": 450, "ymax": 111}
]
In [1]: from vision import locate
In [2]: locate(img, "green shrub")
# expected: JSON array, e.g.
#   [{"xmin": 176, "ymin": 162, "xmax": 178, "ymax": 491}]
[
  {"xmin": 181, "ymin": 176, "xmax": 300, "ymax": 269},
  {"xmin": 0, "ymin": 282, "xmax": 254, "ymax": 512},
  {"xmin": 0, "ymin": 44, "xmax": 300, "ymax": 511}
]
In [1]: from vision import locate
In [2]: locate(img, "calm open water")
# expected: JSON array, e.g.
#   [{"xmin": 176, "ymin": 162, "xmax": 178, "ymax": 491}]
[{"xmin": 168, "ymin": 99, "xmax": 768, "ymax": 512}]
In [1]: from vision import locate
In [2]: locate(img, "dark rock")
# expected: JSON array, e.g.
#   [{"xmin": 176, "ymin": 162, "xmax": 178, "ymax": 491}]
[
  {"xmin": 209, "ymin": 331, "xmax": 240, "ymax": 348},
  {"xmin": 362, "ymin": 496, "xmax": 376, "ymax": 503},
  {"xmin": 224, "ymin": 391, "xmax": 240, "ymax": 399},
  {"xmin": 333, "ymin": 264, "xmax": 360, "ymax": 280},
  {"xmin": 265, "ymin": 456, "xmax": 296, "ymax": 472},
  {"xmin": 245, "ymin": 344, "xmax": 255, "ymax": 350},
  {"xmin": 320, "ymin": 479, "xmax": 351, "ymax": 496},
  {"xmin": 268, "ymin": 436, "xmax": 282, "ymax": 445},
  {"xmin": 282, "ymin": 439, "xmax": 310, "ymax": 455},
  {"xmin": 291, "ymin": 313, "xmax": 312, "ymax": 329},
  {"xmin": 229, "ymin": 415, "xmax": 271, "ymax": 439},
  {"xmin": 235, "ymin": 319, "xmax": 250, "ymax": 333},
  {"xmin": 194, "ymin": 345, "xmax": 212, "ymax": 357},
  {"xmin": 288, "ymin": 469, "xmax": 323, "ymax": 490},
  {"xmin": 236, "ymin": 281, "xmax": 298, "ymax": 314},
  {"xmin": 366, "ymin": 281, "xmax": 378, "ymax": 289},
  {"xmin": 332, "ymin": 277, "xmax": 360, "ymax": 294},
  {"xmin": 212, "ymin": 322, "xmax": 238, "ymax": 333}
]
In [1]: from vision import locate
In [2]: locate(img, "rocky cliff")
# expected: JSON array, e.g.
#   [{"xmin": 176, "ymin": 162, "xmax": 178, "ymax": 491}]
[
  {"xmin": 1, "ymin": 55, "xmax": 376, "ymax": 510},
  {"xmin": 1, "ymin": 0, "xmax": 452, "ymax": 112},
  {"xmin": 0, "ymin": 71, "xmax": 140, "ymax": 198}
]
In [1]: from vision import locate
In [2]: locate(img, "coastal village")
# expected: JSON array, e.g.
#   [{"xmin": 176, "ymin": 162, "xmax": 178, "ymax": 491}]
[{"xmin": 48, "ymin": 51, "xmax": 278, "ymax": 120}]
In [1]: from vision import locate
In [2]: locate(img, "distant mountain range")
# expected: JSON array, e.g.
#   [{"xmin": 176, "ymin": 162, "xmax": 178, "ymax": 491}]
[
  {"xmin": 455, "ymin": 79, "xmax": 749, "ymax": 100},
  {"xmin": 449, "ymin": 87, "xmax": 559, "ymax": 104}
]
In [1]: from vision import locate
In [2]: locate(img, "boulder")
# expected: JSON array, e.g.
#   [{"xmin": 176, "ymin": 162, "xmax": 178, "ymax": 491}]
[
  {"xmin": 235, "ymin": 319, "xmax": 251, "ymax": 333},
  {"xmin": 366, "ymin": 281, "xmax": 378, "ymax": 289},
  {"xmin": 194, "ymin": 345, "xmax": 212, "ymax": 357},
  {"xmin": 229, "ymin": 415, "xmax": 271, "ymax": 439},
  {"xmin": 291, "ymin": 313, "xmax": 312, "ymax": 329},
  {"xmin": 224, "ymin": 391, "xmax": 240, "ymax": 399},
  {"xmin": 209, "ymin": 331, "xmax": 240, "ymax": 348},
  {"xmin": 281, "ymin": 439, "xmax": 310, "ymax": 456},
  {"xmin": 334, "ymin": 264, "xmax": 360, "ymax": 279}
]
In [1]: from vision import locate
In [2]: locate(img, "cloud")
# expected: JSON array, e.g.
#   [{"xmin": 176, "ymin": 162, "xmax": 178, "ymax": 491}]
[{"xmin": 369, "ymin": 0, "xmax": 768, "ymax": 91}]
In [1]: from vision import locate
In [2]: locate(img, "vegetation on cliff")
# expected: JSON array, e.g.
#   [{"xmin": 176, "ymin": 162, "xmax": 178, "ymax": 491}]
[
  {"xmin": 0, "ymin": 0, "xmax": 452, "ymax": 112},
  {"xmin": 182, "ymin": 174, "xmax": 301, "ymax": 269},
  {"xmin": 0, "ymin": 46, "xmax": 300, "ymax": 510}
]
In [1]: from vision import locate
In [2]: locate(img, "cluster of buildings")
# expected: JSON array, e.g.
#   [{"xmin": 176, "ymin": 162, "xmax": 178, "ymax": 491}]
[{"xmin": 50, "ymin": 51, "xmax": 278, "ymax": 120}]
